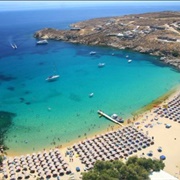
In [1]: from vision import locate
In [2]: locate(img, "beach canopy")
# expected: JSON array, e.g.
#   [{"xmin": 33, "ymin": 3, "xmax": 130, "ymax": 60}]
[
  {"xmin": 160, "ymin": 155, "xmax": 166, "ymax": 160},
  {"xmin": 165, "ymin": 124, "xmax": 171, "ymax": 128},
  {"xmin": 76, "ymin": 167, "xmax": 80, "ymax": 172}
]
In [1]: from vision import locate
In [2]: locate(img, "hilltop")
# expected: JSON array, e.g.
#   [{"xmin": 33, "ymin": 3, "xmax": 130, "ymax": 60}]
[{"xmin": 34, "ymin": 11, "xmax": 180, "ymax": 69}]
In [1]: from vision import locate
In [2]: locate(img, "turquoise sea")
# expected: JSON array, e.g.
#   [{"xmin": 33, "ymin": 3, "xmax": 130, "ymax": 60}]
[{"xmin": 0, "ymin": 4, "xmax": 180, "ymax": 155}]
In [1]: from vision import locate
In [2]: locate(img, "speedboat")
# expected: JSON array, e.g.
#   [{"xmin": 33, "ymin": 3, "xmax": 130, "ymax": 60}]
[
  {"xmin": 14, "ymin": 44, "xmax": 17, "ymax": 49},
  {"xmin": 89, "ymin": 51, "xmax": 96, "ymax": 55},
  {"xmin": 111, "ymin": 114, "xmax": 118, "ymax": 119},
  {"xmin": 89, "ymin": 93, "xmax": 94, "ymax": 97},
  {"xmin": 98, "ymin": 63, "xmax": 105, "ymax": 68},
  {"xmin": 46, "ymin": 75, "xmax": 60, "ymax": 82},
  {"xmin": 11, "ymin": 43, "xmax": 17, "ymax": 49},
  {"xmin": 111, "ymin": 114, "xmax": 124, "ymax": 123},
  {"xmin": 128, "ymin": 59, "xmax": 132, "ymax": 63},
  {"xmin": 37, "ymin": 40, "xmax": 48, "ymax": 45}
]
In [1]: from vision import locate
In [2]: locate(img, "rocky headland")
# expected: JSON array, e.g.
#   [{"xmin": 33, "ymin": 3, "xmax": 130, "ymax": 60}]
[{"xmin": 34, "ymin": 11, "xmax": 180, "ymax": 69}]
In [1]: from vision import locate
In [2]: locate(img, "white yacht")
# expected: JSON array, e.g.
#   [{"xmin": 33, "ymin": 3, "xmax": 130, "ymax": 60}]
[
  {"xmin": 37, "ymin": 40, "xmax": 48, "ymax": 45},
  {"xmin": 128, "ymin": 59, "xmax": 132, "ymax": 63},
  {"xmin": 89, "ymin": 51, "xmax": 96, "ymax": 55},
  {"xmin": 98, "ymin": 63, "xmax": 105, "ymax": 68},
  {"xmin": 11, "ymin": 43, "xmax": 17, "ymax": 49},
  {"xmin": 14, "ymin": 44, "xmax": 17, "ymax": 49},
  {"xmin": 46, "ymin": 75, "xmax": 60, "ymax": 82},
  {"xmin": 89, "ymin": 93, "xmax": 94, "ymax": 97}
]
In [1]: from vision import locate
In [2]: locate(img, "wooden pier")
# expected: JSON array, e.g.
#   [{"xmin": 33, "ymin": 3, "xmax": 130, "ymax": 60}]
[{"xmin": 97, "ymin": 110, "xmax": 124, "ymax": 126}]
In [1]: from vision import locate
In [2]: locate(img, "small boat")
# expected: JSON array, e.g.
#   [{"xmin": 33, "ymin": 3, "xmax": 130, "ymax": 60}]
[
  {"xmin": 37, "ymin": 40, "xmax": 48, "ymax": 45},
  {"xmin": 89, "ymin": 93, "xmax": 94, "ymax": 97},
  {"xmin": 112, "ymin": 53, "xmax": 114, "ymax": 56},
  {"xmin": 89, "ymin": 51, "xmax": 96, "ymax": 55},
  {"xmin": 98, "ymin": 63, "xmax": 105, "ymax": 68},
  {"xmin": 14, "ymin": 44, "xmax": 17, "ymax": 49},
  {"xmin": 126, "ymin": 55, "xmax": 129, "ymax": 58},
  {"xmin": 111, "ymin": 114, "xmax": 118, "ymax": 119},
  {"xmin": 11, "ymin": 43, "xmax": 17, "ymax": 49},
  {"xmin": 111, "ymin": 114, "xmax": 124, "ymax": 123},
  {"xmin": 46, "ymin": 75, "xmax": 60, "ymax": 82},
  {"xmin": 128, "ymin": 59, "xmax": 132, "ymax": 63},
  {"xmin": 11, "ymin": 43, "xmax": 15, "ymax": 49}
]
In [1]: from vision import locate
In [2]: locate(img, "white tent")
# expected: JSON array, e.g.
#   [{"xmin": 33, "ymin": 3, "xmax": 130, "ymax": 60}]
[{"xmin": 149, "ymin": 170, "xmax": 178, "ymax": 180}]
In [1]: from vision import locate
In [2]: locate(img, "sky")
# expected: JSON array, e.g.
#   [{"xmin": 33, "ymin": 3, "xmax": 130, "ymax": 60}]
[{"xmin": 0, "ymin": 1, "xmax": 179, "ymax": 12}]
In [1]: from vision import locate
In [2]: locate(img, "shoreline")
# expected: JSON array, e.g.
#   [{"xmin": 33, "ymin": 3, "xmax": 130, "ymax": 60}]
[
  {"xmin": 5, "ymin": 85, "xmax": 179, "ymax": 157},
  {"xmin": 34, "ymin": 11, "xmax": 180, "ymax": 70},
  {"xmin": 2, "ymin": 86, "xmax": 180, "ymax": 179}
]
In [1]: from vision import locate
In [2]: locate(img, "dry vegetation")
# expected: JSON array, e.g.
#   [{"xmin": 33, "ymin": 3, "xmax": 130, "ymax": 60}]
[{"xmin": 34, "ymin": 11, "xmax": 180, "ymax": 69}]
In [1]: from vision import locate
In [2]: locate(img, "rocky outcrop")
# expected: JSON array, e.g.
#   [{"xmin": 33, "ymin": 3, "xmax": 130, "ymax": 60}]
[{"xmin": 34, "ymin": 11, "xmax": 180, "ymax": 69}]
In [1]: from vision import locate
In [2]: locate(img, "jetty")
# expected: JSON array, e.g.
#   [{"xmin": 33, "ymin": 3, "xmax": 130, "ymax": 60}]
[{"xmin": 97, "ymin": 110, "xmax": 124, "ymax": 126}]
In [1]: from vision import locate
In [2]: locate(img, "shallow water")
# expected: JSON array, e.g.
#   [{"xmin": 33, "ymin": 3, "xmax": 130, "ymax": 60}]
[
  {"xmin": 1, "ymin": 5, "xmax": 180, "ymax": 155},
  {"xmin": 0, "ymin": 41, "xmax": 180, "ymax": 154}
]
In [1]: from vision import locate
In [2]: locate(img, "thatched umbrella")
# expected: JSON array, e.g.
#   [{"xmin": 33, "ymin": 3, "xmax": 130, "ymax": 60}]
[
  {"xmin": 26, "ymin": 155, "xmax": 31, "ymax": 161},
  {"xmin": 28, "ymin": 162, "xmax": 34, "ymax": 168},
  {"xmin": 37, "ymin": 151, "xmax": 42, "ymax": 157},
  {"xmin": 46, "ymin": 174, "xmax": 51, "ymax": 179},
  {"xmin": 30, "ymin": 167, "xmax": 36, "ymax": 173},
  {"xmin": 22, "ymin": 165, "xmax": 28, "ymax": 171},
  {"xmin": 87, "ymin": 164, "xmax": 93, "ymax": 170},
  {"xmin": 17, "ymin": 174, "xmax": 23, "ymax": 180},
  {"xmin": 63, "ymin": 163, "xmax": 68, "ymax": 170},
  {"xmin": 15, "ymin": 165, "xmax": 21, "ymax": 172},
  {"xmin": 52, "ymin": 171, "xmax": 58, "ymax": 177},
  {"xmin": 3, "ymin": 172, "xmax": 8, "ymax": 179},
  {"xmin": 66, "ymin": 169, "xmax": 71, "ymax": 175},
  {"xmin": 24, "ymin": 173, "xmax": 30, "ymax": 179},
  {"xmin": 59, "ymin": 170, "xmax": 64, "ymax": 176},
  {"xmin": 10, "ymin": 175, "xmax": 16, "ymax": 180},
  {"xmin": 55, "ymin": 166, "xmax": 61, "ymax": 173}
]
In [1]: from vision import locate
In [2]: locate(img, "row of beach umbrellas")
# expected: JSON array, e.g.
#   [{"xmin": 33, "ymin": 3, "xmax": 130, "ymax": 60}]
[
  {"xmin": 154, "ymin": 94, "xmax": 180, "ymax": 123},
  {"xmin": 73, "ymin": 126, "xmax": 154, "ymax": 169},
  {"xmin": 3, "ymin": 149, "xmax": 71, "ymax": 180}
]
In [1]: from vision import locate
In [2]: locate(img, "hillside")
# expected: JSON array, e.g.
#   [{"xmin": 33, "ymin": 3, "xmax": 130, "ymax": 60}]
[{"xmin": 34, "ymin": 11, "xmax": 180, "ymax": 69}]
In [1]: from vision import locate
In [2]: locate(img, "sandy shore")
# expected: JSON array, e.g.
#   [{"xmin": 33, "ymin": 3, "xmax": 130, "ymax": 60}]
[
  {"xmin": 1, "ymin": 87, "xmax": 180, "ymax": 179},
  {"xmin": 132, "ymin": 89, "xmax": 180, "ymax": 179},
  {"xmin": 53, "ymin": 87, "xmax": 180, "ymax": 179}
]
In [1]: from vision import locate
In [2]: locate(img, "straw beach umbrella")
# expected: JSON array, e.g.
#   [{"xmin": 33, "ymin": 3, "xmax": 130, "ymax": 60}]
[{"xmin": 59, "ymin": 169, "xmax": 64, "ymax": 176}]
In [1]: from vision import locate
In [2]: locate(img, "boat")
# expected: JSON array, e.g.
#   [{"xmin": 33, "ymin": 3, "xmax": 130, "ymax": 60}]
[
  {"xmin": 98, "ymin": 63, "xmax": 105, "ymax": 68},
  {"xmin": 46, "ymin": 75, "xmax": 60, "ymax": 82},
  {"xmin": 89, "ymin": 51, "xmax": 96, "ymax": 55},
  {"xmin": 36, "ymin": 40, "xmax": 48, "ymax": 45},
  {"xmin": 89, "ymin": 93, "xmax": 94, "ymax": 97},
  {"xmin": 14, "ymin": 44, "xmax": 17, "ymax": 49},
  {"xmin": 111, "ymin": 114, "xmax": 124, "ymax": 123},
  {"xmin": 128, "ymin": 59, "xmax": 132, "ymax": 63},
  {"xmin": 126, "ymin": 55, "xmax": 129, "ymax": 58},
  {"xmin": 10, "ymin": 43, "xmax": 15, "ymax": 49},
  {"xmin": 11, "ymin": 43, "xmax": 17, "ymax": 49}
]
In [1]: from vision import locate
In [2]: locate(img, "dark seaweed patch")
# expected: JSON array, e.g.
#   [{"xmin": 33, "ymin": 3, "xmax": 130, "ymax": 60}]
[
  {"xmin": 69, "ymin": 93, "xmax": 81, "ymax": 102},
  {"xmin": 0, "ymin": 74, "xmax": 16, "ymax": 82},
  {"xmin": 0, "ymin": 111, "xmax": 16, "ymax": 148},
  {"xmin": 19, "ymin": 97, "xmax": 25, "ymax": 102},
  {"xmin": 38, "ymin": 62, "xmax": 45, "ymax": 66},
  {"xmin": 24, "ymin": 90, "xmax": 31, "ymax": 95},
  {"xmin": 25, "ymin": 102, "xmax": 31, "ymax": 105},
  {"xmin": 7, "ymin": 86, "xmax": 15, "ymax": 91}
]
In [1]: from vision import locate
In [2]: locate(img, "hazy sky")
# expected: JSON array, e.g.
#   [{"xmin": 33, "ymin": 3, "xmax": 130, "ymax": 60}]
[{"xmin": 0, "ymin": 1, "xmax": 179, "ymax": 12}]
